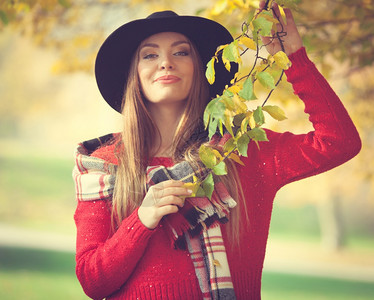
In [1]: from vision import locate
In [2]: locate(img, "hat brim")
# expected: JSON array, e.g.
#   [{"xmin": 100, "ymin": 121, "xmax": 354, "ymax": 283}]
[{"xmin": 95, "ymin": 14, "xmax": 238, "ymax": 112}]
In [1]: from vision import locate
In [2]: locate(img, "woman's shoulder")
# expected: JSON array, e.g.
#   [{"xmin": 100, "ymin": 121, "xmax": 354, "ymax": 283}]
[{"xmin": 84, "ymin": 133, "xmax": 120, "ymax": 165}]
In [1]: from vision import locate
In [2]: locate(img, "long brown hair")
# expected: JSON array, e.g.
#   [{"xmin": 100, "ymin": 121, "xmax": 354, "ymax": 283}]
[{"xmin": 112, "ymin": 35, "xmax": 247, "ymax": 244}]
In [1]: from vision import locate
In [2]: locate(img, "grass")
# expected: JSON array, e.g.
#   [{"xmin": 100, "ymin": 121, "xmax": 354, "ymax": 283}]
[
  {"xmin": 0, "ymin": 151, "xmax": 77, "ymax": 234},
  {"xmin": 262, "ymin": 272, "xmax": 374, "ymax": 300},
  {"xmin": 1, "ymin": 246, "xmax": 373, "ymax": 300},
  {"xmin": 0, "ymin": 246, "xmax": 88, "ymax": 300}
]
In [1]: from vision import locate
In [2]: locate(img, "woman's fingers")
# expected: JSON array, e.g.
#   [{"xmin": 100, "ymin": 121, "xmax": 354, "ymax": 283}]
[
  {"xmin": 153, "ymin": 194, "xmax": 185, "ymax": 208},
  {"xmin": 284, "ymin": 7, "xmax": 295, "ymax": 25},
  {"xmin": 154, "ymin": 205, "xmax": 179, "ymax": 219},
  {"xmin": 142, "ymin": 180, "xmax": 192, "ymax": 208},
  {"xmin": 138, "ymin": 180, "xmax": 193, "ymax": 229},
  {"xmin": 150, "ymin": 180, "xmax": 192, "ymax": 200},
  {"xmin": 152, "ymin": 186, "xmax": 192, "ymax": 200},
  {"xmin": 259, "ymin": 0, "xmax": 266, "ymax": 10}
]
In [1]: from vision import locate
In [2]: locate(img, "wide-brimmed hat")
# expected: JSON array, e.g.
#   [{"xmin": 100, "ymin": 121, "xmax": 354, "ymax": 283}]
[{"xmin": 95, "ymin": 10, "xmax": 237, "ymax": 112}]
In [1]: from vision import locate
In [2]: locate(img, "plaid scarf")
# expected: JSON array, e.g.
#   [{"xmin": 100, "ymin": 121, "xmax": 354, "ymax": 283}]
[
  {"xmin": 146, "ymin": 162, "xmax": 237, "ymax": 299},
  {"xmin": 73, "ymin": 136, "xmax": 237, "ymax": 299}
]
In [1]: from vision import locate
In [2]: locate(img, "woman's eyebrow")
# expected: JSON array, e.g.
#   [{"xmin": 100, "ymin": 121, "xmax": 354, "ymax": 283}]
[
  {"xmin": 140, "ymin": 40, "xmax": 190, "ymax": 50},
  {"xmin": 171, "ymin": 40, "xmax": 190, "ymax": 47}
]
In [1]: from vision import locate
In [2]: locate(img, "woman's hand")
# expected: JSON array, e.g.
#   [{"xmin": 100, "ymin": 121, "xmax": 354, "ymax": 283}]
[
  {"xmin": 259, "ymin": 1, "xmax": 303, "ymax": 56},
  {"xmin": 138, "ymin": 180, "xmax": 192, "ymax": 229}
]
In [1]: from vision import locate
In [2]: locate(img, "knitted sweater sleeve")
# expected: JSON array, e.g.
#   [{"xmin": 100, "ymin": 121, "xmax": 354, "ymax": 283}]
[
  {"xmin": 74, "ymin": 164, "xmax": 156, "ymax": 299},
  {"xmin": 269, "ymin": 47, "xmax": 361, "ymax": 188}
]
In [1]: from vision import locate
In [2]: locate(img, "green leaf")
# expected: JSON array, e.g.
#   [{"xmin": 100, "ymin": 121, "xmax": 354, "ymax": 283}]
[
  {"xmin": 222, "ymin": 94, "xmax": 235, "ymax": 111},
  {"xmin": 223, "ymin": 88, "xmax": 234, "ymax": 97},
  {"xmin": 223, "ymin": 137, "xmax": 236, "ymax": 153},
  {"xmin": 203, "ymin": 109, "xmax": 210, "ymax": 129},
  {"xmin": 199, "ymin": 145, "xmax": 217, "ymax": 169},
  {"xmin": 208, "ymin": 118, "xmax": 219, "ymax": 139},
  {"xmin": 206, "ymin": 57, "xmax": 216, "ymax": 85},
  {"xmin": 238, "ymin": 77, "xmax": 254, "ymax": 100},
  {"xmin": 204, "ymin": 97, "xmax": 219, "ymax": 128},
  {"xmin": 252, "ymin": 16, "xmax": 273, "ymax": 37},
  {"xmin": 233, "ymin": 113, "xmax": 246, "ymax": 127},
  {"xmin": 204, "ymin": 96, "xmax": 225, "ymax": 138},
  {"xmin": 236, "ymin": 133, "xmax": 250, "ymax": 157},
  {"xmin": 222, "ymin": 40, "xmax": 240, "ymax": 64},
  {"xmin": 253, "ymin": 106, "xmax": 265, "ymax": 126},
  {"xmin": 212, "ymin": 161, "xmax": 227, "ymax": 175},
  {"xmin": 248, "ymin": 127, "xmax": 269, "ymax": 142},
  {"xmin": 196, "ymin": 186, "xmax": 206, "ymax": 197},
  {"xmin": 256, "ymin": 71, "xmax": 276, "ymax": 89},
  {"xmin": 202, "ymin": 173, "xmax": 214, "ymax": 199},
  {"xmin": 208, "ymin": 98, "xmax": 225, "ymax": 119},
  {"xmin": 223, "ymin": 111, "xmax": 234, "ymax": 137},
  {"xmin": 262, "ymin": 105, "xmax": 287, "ymax": 121}
]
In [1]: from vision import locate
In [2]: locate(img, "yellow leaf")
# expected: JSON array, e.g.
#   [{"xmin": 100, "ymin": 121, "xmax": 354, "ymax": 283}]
[
  {"xmin": 215, "ymin": 44, "xmax": 228, "ymax": 56},
  {"xmin": 273, "ymin": 51, "xmax": 292, "ymax": 70},
  {"xmin": 182, "ymin": 182, "xmax": 200, "ymax": 198},
  {"xmin": 241, "ymin": 112, "xmax": 250, "ymax": 132},
  {"xmin": 249, "ymin": 113, "xmax": 256, "ymax": 129},
  {"xmin": 254, "ymin": 64, "xmax": 266, "ymax": 74},
  {"xmin": 262, "ymin": 105, "xmax": 287, "ymax": 121},
  {"xmin": 222, "ymin": 55, "xmax": 231, "ymax": 72},
  {"xmin": 278, "ymin": 5, "xmax": 286, "ymax": 18},
  {"xmin": 265, "ymin": 0, "xmax": 275, "ymax": 10},
  {"xmin": 212, "ymin": 149, "xmax": 224, "ymax": 161},
  {"xmin": 232, "ymin": 94, "xmax": 248, "ymax": 113},
  {"xmin": 240, "ymin": 36, "xmax": 257, "ymax": 51},
  {"xmin": 206, "ymin": 57, "xmax": 216, "ymax": 85},
  {"xmin": 261, "ymin": 11, "xmax": 279, "ymax": 24},
  {"xmin": 228, "ymin": 152, "xmax": 245, "ymax": 166},
  {"xmin": 228, "ymin": 84, "xmax": 241, "ymax": 94},
  {"xmin": 267, "ymin": 54, "xmax": 275, "ymax": 66}
]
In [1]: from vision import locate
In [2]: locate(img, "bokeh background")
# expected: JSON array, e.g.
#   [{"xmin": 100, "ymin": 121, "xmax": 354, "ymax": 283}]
[{"xmin": 0, "ymin": 0, "xmax": 373, "ymax": 299}]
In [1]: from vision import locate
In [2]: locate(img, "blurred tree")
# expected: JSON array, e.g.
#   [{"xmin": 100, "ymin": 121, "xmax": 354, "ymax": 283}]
[
  {"xmin": 201, "ymin": 0, "xmax": 374, "ymax": 69},
  {"xmin": 1, "ymin": 0, "xmax": 373, "ymax": 250},
  {"xmin": 2, "ymin": 0, "xmax": 372, "ymax": 71},
  {"xmin": 201, "ymin": 0, "xmax": 374, "ymax": 251},
  {"xmin": 0, "ymin": 0, "xmax": 184, "ymax": 73}
]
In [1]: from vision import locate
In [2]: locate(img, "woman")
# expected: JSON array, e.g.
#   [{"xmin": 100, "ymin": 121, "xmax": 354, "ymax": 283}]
[{"xmin": 73, "ymin": 5, "xmax": 361, "ymax": 300}]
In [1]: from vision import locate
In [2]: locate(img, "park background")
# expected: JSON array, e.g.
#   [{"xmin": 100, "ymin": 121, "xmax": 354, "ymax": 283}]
[{"xmin": 0, "ymin": 0, "xmax": 373, "ymax": 299}]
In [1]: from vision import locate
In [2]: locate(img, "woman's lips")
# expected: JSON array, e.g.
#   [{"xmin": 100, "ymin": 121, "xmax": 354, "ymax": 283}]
[{"xmin": 155, "ymin": 75, "xmax": 181, "ymax": 84}]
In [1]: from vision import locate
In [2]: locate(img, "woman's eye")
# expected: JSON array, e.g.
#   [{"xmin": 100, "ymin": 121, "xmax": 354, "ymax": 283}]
[
  {"xmin": 143, "ymin": 53, "xmax": 157, "ymax": 60},
  {"xmin": 174, "ymin": 51, "xmax": 189, "ymax": 56}
]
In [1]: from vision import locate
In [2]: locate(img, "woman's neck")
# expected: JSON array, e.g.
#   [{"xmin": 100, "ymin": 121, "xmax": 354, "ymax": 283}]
[{"xmin": 147, "ymin": 101, "xmax": 186, "ymax": 157}]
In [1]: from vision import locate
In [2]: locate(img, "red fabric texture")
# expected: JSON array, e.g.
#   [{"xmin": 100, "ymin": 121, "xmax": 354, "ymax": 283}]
[{"xmin": 74, "ymin": 47, "xmax": 361, "ymax": 300}]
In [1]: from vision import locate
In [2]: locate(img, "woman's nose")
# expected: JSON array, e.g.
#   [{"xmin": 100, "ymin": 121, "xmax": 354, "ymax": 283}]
[{"xmin": 160, "ymin": 55, "xmax": 174, "ymax": 70}]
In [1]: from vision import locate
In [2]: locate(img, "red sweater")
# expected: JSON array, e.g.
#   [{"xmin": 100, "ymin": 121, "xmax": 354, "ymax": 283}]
[{"xmin": 74, "ymin": 48, "xmax": 361, "ymax": 300}]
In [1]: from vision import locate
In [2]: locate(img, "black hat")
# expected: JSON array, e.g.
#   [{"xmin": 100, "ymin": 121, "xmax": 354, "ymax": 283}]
[{"xmin": 95, "ymin": 10, "xmax": 237, "ymax": 112}]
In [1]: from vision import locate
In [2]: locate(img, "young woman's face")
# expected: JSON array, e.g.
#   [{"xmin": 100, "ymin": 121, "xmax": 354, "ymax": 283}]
[{"xmin": 137, "ymin": 32, "xmax": 194, "ymax": 107}]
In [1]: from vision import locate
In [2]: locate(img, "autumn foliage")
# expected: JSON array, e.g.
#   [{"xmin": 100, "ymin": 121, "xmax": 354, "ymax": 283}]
[{"xmin": 192, "ymin": 1, "xmax": 293, "ymax": 196}]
